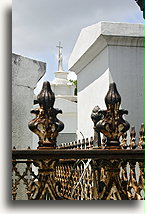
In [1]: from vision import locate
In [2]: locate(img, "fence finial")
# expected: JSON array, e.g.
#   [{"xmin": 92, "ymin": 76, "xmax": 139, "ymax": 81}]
[
  {"xmin": 28, "ymin": 81, "xmax": 64, "ymax": 149},
  {"xmin": 91, "ymin": 105, "xmax": 103, "ymax": 148},
  {"xmin": 95, "ymin": 82, "xmax": 130, "ymax": 149}
]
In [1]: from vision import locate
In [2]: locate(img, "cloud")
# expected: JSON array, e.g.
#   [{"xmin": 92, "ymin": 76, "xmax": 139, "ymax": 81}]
[{"xmin": 12, "ymin": 0, "xmax": 143, "ymax": 87}]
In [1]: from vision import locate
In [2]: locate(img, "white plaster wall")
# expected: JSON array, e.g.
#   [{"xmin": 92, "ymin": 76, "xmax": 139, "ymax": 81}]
[
  {"xmin": 108, "ymin": 45, "xmax": 143, "ymax": 134},
  {"xmin": 77, "ymin": 46, "xmax": 109, "ymax": 139},
  {"xmin": 78, "ymin": 69, "xmax": 109, "ymax": 140},
  {"xmin": 77, "ymin": 44, "xmax": 143, "ymax": 139},
  {"xmin": 57, "ymin": 113, "xmax": 77, "ymax": 133},
  {"xmin": 54, "ymin": 98, "xmax": 77, "ymax": 133}
]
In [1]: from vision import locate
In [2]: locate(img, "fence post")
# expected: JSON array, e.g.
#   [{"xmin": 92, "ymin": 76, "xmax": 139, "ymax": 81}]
[
  {"xmin": 93, "ymin": 82, "xmax": 130, "ymax": 149},
  {"xmin": 28, "ymin": 81, "xmax": 64, "ymax": 149}
]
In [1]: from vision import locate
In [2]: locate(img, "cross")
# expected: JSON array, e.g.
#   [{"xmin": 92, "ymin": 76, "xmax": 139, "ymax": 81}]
[
  {"xmin": 56, "ymin": 41, "xmax": 63, "ymax": 71},
  {"xmin": 56, "ymin": 41, "xmax": 63, "ymax": 51}
]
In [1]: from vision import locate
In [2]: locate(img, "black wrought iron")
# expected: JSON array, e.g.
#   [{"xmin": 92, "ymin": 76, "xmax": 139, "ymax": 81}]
[
  {"xmin": 12, "ymin": 81, "xmax": 144, "ymax": 200},
  {"xmin": 28, "ymin": 81, "xmax": 64, "ymax": 149},
  {"xmin": 94, "ymin": 82, "xmax": 130, "ymax": 148},
  {"xmin": 135, "ymin": 0, "xmax": 145, "ymax": 18},
  {"xmin": 135, "ymin": 0, "xmax": 144, "ymax": 11},
  {"xmin": 12, "ymin": 145, "xmax": 144, "ymax": 200},
  {"xmin": 12, "ymin": 123, "xmax": 144, "ymax": 200},
  {"xmin": 91, "ymin": 106, "xmax": 104, "ymax": 148}
]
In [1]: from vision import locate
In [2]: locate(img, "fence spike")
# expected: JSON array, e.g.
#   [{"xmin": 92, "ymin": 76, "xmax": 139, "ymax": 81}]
[
  {"xmin": 138, "ymin": 123, "xmax": 144, "ymax": 149},
  {"xmin": 120, "ymin": 132, "xmax": 128, "ymax": 149},
  {"xmin": 28, "ymin": 81, "xmax": 64, "ymax": 149},
  {"xmin": 129, "ymin": 126, "xmax": 136, "ymax": 149}
]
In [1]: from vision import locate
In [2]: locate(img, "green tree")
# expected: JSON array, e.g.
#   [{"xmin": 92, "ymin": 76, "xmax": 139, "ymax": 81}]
[{"xmin": 69, "ymin": 80, "xmax": 77, "ymax": 96}]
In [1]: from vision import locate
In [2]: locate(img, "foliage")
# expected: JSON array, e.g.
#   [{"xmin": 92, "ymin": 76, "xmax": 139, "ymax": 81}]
[{"xmin": 69, "ymin": 80, "xmax": 77, "ymax": 96}]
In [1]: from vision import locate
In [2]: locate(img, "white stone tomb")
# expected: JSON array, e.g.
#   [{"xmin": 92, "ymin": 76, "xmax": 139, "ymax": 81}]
[
  {"xmin": 12, "ymin": 53, "xmax": 46, "ymax": 149},
  {"xmin": 69, "ymin": 22, "xmax": 143, "ymax": 140}
]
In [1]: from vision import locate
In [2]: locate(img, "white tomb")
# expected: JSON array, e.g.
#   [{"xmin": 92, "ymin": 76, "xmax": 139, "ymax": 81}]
[
  {"xmin": 12, "ymin": 53, "xmax": 46, "ymax": 199},
  {"xmin": 69, "ymin": 22, "xmax": 143, "ymax": 140},
  {"xmin": 12, "ymin": 53, "xmax": 46, "ymax": 149},
  {"xmin": 51, "ymin": 43, "xmax": 77, "ymax": 145}
]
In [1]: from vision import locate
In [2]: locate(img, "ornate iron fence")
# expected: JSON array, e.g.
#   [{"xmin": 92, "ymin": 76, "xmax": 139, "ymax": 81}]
[
  {"xmin": 12, "ymin": 81, "xmax": 144, "ymax": 200},
  {"xmin": 12, "ymin": 146, "xmax": 144, "ymax": 200}
]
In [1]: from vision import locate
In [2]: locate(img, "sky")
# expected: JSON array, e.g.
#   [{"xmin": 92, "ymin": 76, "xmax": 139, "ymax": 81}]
[{"xmin": 12, "ymin": 0, "xmax": 144, "ymax": 94}]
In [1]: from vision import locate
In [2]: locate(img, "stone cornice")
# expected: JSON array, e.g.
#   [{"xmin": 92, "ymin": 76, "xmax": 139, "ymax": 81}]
[{"xmin": 69, "ymin": 22, "xmax": 144, "ymax": 74}]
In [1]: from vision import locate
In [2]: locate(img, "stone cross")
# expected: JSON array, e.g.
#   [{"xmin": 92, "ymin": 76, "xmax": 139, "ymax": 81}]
[{"xmin": 56, "ymin": 41, "xmax": 63, "ymax": 71}]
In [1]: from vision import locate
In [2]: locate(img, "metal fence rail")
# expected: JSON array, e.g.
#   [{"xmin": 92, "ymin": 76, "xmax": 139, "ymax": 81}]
[
  {"xmin": 12, "ymin": 147, "xmax": 144, "ymax": 200},
  {"xmin": 12, "ymin": 81, "xmax": 144, "ymax": 200}
]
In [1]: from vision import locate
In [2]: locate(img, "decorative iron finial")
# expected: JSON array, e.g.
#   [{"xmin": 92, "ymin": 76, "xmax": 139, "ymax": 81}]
[
  {"xmin": 138, "ymin": 123, "xmax": 144, "ymax": 149},
  {"xmin": 129, "ymin": 126, "xmax": 136, "ymax": 149},
  {"xmin": 91, "ymin": 105, "xmax": 104, "ymax": 148},
  {"xmin": 95, "ymin": 82, "xmax": 130, "ymax": 149},
  {"xmin": 28, "ymin": 81, "xmax": 64, "ymax": 149},
  {"xmin": 56, "ymin": 41, "xmax": 63, "ymax": 71}
]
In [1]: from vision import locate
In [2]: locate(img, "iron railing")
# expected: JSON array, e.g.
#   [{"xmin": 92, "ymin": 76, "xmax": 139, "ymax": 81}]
[
  {"xmin": 12, "ymin": 144, "xmax": 144, "ymax": 200},
  {"xmin": 12, "ymin": 81, "xmax": 144, "ymax": 200}
]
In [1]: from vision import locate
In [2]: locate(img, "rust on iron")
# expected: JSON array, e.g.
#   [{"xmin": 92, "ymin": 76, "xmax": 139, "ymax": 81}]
[
  {"xmin": 28, "ymin": 81, "xmax": 64, "ymax": 149},
  {"xmin": 12, "ymin": 147, "xmax": 144, "ymax": 200},
  {"xmin": 91, "ymin": 106, "xmax": 104, "ymax": 148},
  {"xmin": 13, "ymin": 79, "xmax": 144, "ymax": 200},
  {"xmin": 94, "ymin": 82, "xmax": 130, "ymax": 149}
]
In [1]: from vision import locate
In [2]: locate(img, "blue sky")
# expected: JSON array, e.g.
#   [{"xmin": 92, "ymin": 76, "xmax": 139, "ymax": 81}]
[{"xmin": 12, "ymin": 0, "xmax": 144, "ymax": 94}]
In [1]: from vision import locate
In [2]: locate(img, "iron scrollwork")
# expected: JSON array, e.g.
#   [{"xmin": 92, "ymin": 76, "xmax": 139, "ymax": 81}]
[
  {"xmin": 94, "ymin": 82, "xmax": 130, "ymax": 148},
  {"xmin": 28, "ymin": 81, "xmax": 64, "ymax": 149},
  {"xmin": 12, "ymin": 81, "xmax": 143, "ymax": 200},
  {"xmin": 30, "ymin": 160, "xmax": 64, "ymax": 200}
]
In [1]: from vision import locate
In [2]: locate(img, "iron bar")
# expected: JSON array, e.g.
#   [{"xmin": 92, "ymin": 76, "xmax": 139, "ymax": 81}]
[{"xmin": 12, "ymin": 149, "xmax": 144, "ymax": 160}]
